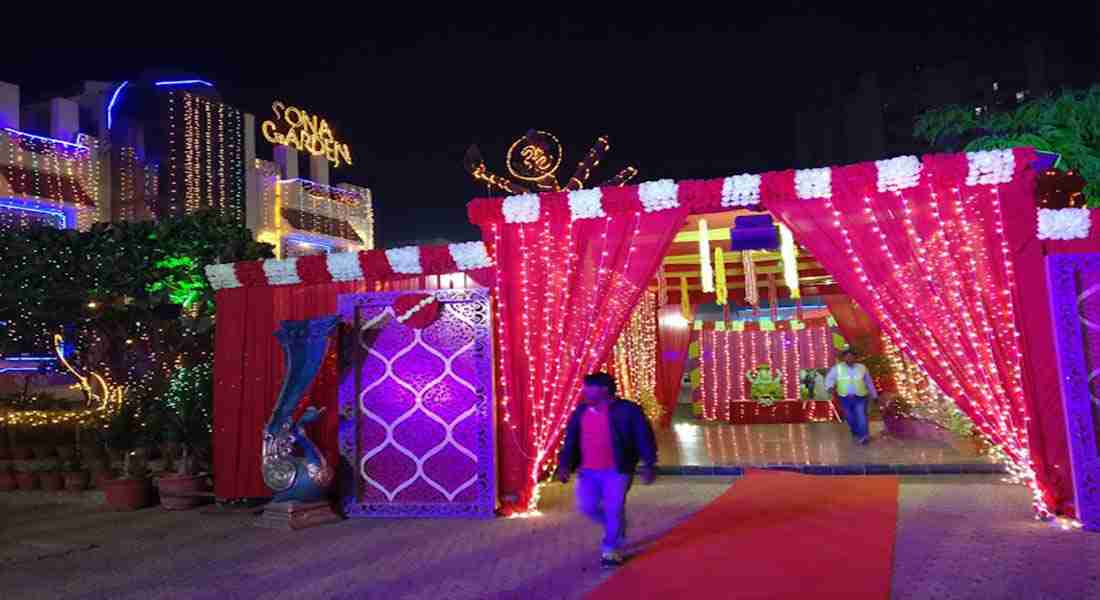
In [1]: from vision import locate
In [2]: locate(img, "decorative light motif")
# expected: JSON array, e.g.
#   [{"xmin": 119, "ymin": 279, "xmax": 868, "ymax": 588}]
[{"xmin": 465, "ymin": 130, "xmax": 638, "ymax": 194}]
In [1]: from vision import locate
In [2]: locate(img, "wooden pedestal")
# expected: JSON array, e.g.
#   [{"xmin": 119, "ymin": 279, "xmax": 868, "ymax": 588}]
[{"xmin": 256, "ymin": 501, "xmax": 343, "ymax": 530}]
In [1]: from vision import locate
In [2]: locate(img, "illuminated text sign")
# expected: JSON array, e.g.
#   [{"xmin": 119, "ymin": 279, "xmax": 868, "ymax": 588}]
[{"xmin": 261, "ymin": 101, "xmax": 352, "ymax": 167}]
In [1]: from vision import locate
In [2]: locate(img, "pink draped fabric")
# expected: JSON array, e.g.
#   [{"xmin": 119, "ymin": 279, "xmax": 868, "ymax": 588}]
[
  {"xmin": 656, "ymin": 306, "xmax": 692, "ymax": 427},
  {"xmin": 474, "ymin": 198, "xmax": 688, "ymax": 512},
  {"xmin": 763, "ymin": 148, "xmax": 1066, "ymax": 514}
]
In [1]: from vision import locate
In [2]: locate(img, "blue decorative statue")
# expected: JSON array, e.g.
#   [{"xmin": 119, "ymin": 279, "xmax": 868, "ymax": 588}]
[{"xmin": 262, "ymin": 315, "xmax": 340, "ymax": 504}]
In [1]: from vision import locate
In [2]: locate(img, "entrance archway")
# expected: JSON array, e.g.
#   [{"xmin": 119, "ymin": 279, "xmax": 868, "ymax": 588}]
[{"xmin": 468, "ymin": 147, "xmax": 1071, "ymax": 517}]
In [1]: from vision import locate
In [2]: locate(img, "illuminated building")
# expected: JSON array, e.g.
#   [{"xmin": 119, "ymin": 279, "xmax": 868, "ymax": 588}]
[{"xmin": 0, "ymin": 75, "xmax": 374, "ymax": 257}]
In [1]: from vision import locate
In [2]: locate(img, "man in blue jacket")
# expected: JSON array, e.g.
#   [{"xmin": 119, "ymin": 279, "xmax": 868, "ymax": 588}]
[{"xmin": 556, "ymin": 372, "xmax": 658, "ymax": 568}]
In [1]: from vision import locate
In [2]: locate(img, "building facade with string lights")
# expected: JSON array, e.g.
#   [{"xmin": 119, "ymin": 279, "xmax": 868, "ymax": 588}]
[{"xmin": 0, "ymin": 75, "xmax": 373, "ymax": 259}]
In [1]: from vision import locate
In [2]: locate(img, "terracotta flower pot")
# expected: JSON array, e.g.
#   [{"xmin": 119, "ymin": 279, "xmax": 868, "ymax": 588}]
[
  {"xmin": 56, "ymin": 446, "xmax": 76, "ymax": 461},
  {"xmin": 12, "ymin": 447, "xmax": 33, "ymax": 460},
  {"xmin": 158, "ymin": 474, "xmax": 208, "ymax": 510},
  {"xmin": 102, "ymin": 478, "xmax": 152, "ymax": 511},
  {"xmin": 15, "ymin": 472, "xmax": 38, "ymax": 490},
  {"xmin": 39, "ymin": 472, "xmax": 63, "ymax": 492},
  {"xmin": 63, "ymin": 471, "xmax": 90, "ymax": 492},
  {"xmin": 0, "ymin": 471, "xmax": 15, "ymax": 491},
  {"xmin": 94, "ymin": 471, "xmax": 115, "ymax": 490}
]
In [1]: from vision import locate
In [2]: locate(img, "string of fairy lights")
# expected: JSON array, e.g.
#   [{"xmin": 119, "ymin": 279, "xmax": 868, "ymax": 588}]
[
  {"xmin": 611, "ymin": 290, "xmax": 661, "ymax": 423},
  {"xmin": 167, "ymin": 91, "xmax": 245, "ymax": 220},
  {"xmin": 0, "ymin": 129, "xmax": 99, "ymax": 231}
]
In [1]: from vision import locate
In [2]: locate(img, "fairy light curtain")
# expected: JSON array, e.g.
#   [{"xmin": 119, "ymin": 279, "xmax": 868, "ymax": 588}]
[
  {"xmin": 762, "ymin": 149, "xmax": 1059, "ymax": 515},
  {"xmin": 469, "ymin": 189, "xmax": 687, "ymax": 513},
  {"xmin": 697, "ymin": 323, "xmax": 837, "ymax": 414},
  {"xmin": 611, "ymin": 291, "xmax": 661, "ymax": 424}
]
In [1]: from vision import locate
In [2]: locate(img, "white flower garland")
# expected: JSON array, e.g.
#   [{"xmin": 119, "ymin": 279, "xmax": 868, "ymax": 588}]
[
  {"xmin": 638, "ymin": 179, "xmax": 680, "ymax": 212},
  {"xmin": 875, "ymin": 156, "xmax": 922, "ymax": 192},
  {"xmin": 966, "ymin": 149, "xmax": 1014, "ymax": 186},
  {"xmin": 567, "ymin": 188, "xmax": 605, "ymax": 221},
  {"xmin": 204, "ymin": 263, "xmax": 241, "ymax": 289},
  {"xmin": 262, "ymin": 258, "xmax": 301, "ymax": 285},
  {"xmin": 448, "ymin": 241, "xmax": 492, "ymax": 271},
  {"xmin": 795, "ymin": 167, "xmax": 832, "ymax": 199},
  {"xmin": 326, "ymin": 252, "xmax": 364, "ymax": 281},
  {"xmin": 1037, "ymin": 208, "xmax": 1091, "ymax": 240},
  {"xmin": 396, "ymin": 296, "xmax": 436, "ymax": 324},
  {"xmin": 502, "ymin": 193, "xmax": 541, "ymax": 223},
  {"xmin": 385, "ymin": 246, "xmax": 423, "ymax": 274},
  {"xmin": 721, "ymin": 174, "xmax": 761, "ymax": 207}
]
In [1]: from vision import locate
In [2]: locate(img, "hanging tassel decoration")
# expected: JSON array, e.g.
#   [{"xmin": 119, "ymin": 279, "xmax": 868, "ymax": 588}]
[
  {"xmin": 680, "ymin": 275, "xmax": 693, "ymax": 321},
  {"xmin": 699, "ymin": 219, "xmax": 714, "ymax": 293},
  {"xmin": 778, "ymin": 223, "xmax": 800, "ymax": 300},
  {"xmin": 743, "ymin": 250, "xmax": 758, "ymax": 307},
  {"xmin": 768, "ymin": 272, "xmax": 779, "ymax": 321}
]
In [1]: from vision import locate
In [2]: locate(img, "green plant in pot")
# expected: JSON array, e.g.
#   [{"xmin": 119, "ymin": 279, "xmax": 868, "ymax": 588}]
[
  {"xmin": 62, "ymin": 455, "xmax": 89, "ymax": 492},
  {"xmin": 154, "ymin": 361, "xmax": 213, "ymax": 510},
  {"xmin": 98, "ymin": 396, "xmax": 154, "ymax": 510},
  {"xmin": 38, "ymin": 459, "xmax": 63, "ymax": 492},
  {"xmin": 13, "ymin": 460, "xmax": 38, "ymax": 490}
]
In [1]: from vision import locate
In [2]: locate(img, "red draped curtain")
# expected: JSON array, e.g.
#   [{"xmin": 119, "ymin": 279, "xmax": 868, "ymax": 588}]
[
  {"xmin": 763, "ymin": 148, "xmax": 1063, "ymax": 514},
  {"xmin": 822, "ymin": 295, "xmax": 883, "ymax": 354},
  {"xmin": 656, "ymin": 306, "xmax": 692, "ymax": 427},
  {"xmin": 476, "ymin": 200, "xmax": 687, "ymax": 512}
]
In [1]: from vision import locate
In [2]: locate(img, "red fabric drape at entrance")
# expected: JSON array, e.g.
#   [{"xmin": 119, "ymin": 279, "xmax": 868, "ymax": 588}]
[
  {"xmin": 822, "ymin": 295, "xmax": 882, "ymax": 354},
  {"xmin": 475, "ymin": 198, "xmax": 688, "ymax": 512},
  {"xmin": 762, "ymin": 148, "xmax": 1067, "ymax": 514},
  {"xmin": 656, "ymin": 306, "xmax": 692, "ymax": 427}
]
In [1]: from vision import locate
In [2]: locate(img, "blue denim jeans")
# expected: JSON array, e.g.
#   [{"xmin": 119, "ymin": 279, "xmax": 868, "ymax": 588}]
[
  {"xmin": 839, "ymin": 395, "xmax": 870, "ymax": 440},
  {"xmin": 575, "ymin": 468, "xmax": 633, "ymax": 553}
]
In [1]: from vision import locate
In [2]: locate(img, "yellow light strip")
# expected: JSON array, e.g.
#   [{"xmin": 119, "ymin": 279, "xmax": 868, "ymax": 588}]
[
  {"xmin": 779, "ymin": 223, "xmax": 801, "ymax": 300},
  {"xmin": 698, "ymin": 219, "xmax": 713, "ymax": 293}
]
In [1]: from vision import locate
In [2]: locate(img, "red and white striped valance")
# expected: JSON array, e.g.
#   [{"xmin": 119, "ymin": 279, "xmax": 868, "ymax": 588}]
[
  {"xmin": 204, "ymin": 241, "xmax": 493, "ymax": 290},
  {"xmin": 467, "ymin": 149, "xmax": 1027, "ymax": 226}
]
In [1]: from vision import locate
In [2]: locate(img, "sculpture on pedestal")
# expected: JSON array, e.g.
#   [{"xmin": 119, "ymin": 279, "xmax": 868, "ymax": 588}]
[
  {"xmin": 746, "ymin": 364, "xmax": 783, "ymax": 406},
  {"xmin": 261, "ymin": 315, "xmax": 340, "ymax": 504}
]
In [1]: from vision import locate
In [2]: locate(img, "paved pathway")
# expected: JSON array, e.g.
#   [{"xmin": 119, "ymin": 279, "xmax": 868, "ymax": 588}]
[{"xmin": 2, "ymin": 476, "xmax": 1098, "ymax": 599}]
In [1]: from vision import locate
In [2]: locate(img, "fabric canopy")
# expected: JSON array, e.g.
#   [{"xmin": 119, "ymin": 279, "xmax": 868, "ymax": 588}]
[
  {"xmin": 762, "ymin": 148, "xmax": 1065, "ymax": 515},
  {"xmin": 472, "ymin": 193, "xmax": 687, "ymax": 512}
]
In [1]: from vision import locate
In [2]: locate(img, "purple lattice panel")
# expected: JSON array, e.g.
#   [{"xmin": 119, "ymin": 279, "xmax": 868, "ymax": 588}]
[
  {"xmin": 338, "ymin": 289, "xmax": 496, "ymax": 518},
  {"xmin": 1048, "ymin": 254, "xmax": 1100, "ymax": 530}
]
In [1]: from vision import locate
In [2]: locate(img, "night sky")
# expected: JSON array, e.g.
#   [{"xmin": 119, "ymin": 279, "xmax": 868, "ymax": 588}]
[{"xmin": 7, "ymin": 5, "xmax": 1098, "ymax": 246}]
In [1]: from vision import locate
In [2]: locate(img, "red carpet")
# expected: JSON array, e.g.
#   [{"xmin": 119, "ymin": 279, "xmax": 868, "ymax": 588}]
[{"xmin": 587, "ymin": 470, "xmax": 898, "ymax": 599}]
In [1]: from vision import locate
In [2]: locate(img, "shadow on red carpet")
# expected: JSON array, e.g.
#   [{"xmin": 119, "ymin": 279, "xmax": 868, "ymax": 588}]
[{"xmin": 587, "ymin": 470, "xmax": 899, "ymax": 599}]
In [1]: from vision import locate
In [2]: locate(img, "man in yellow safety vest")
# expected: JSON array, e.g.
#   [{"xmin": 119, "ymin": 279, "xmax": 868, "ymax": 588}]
[{"xmin": 825, "ymin": 349, "xmax": 878, "ymax": 445}]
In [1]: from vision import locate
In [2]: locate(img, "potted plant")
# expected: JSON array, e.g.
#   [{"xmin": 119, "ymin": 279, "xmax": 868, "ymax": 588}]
[
  {"xmin": 0, "ymin": 461, "xmax": 15, "ymax": 491},
  {"xmin": 102, "ymin": 452, "xmax": 153, "ymax": 510},
  {"xmin": 14, "ymin": 461, "xmax": 37, "ymax": 490},
  {"xmin": 154, "ymin": 361, "xmax": 213, "ymax": 510},
  {"xmin": 38, "ymin": 459, "xmax": 63, "ymax": 492},
  {"xmin": 62, "ymin": 456, "xmax": 89, "ymax": 492},
  {"xmin": 97, "ymin": 396, "xmax": 154, "ymax": 510}
]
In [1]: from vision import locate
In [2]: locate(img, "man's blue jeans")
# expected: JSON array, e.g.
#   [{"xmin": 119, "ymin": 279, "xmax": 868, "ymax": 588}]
[
  {"xmin": 576, "ymin": 468, "xmax": 632, "ymax": 554},
  {"xmin": 838, "ymin": 395, "xmax": 870, "ymax": 440}
]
